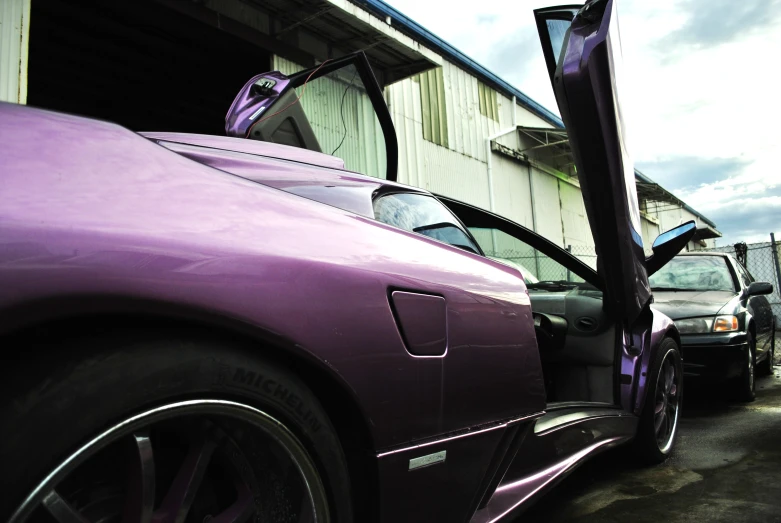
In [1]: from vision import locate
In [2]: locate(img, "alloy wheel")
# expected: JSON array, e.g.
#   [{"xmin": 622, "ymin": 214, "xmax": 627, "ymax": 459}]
[
  {"xmin": 654, "ymin": 354, "xmax": 681, "ymax": 453},
  {"xmin": 9, "ymin": 400, "xmax": 328, "ymax": 523}
]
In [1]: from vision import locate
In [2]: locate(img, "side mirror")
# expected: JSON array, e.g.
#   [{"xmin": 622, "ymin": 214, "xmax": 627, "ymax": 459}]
[
  {"xmin": 746, "ymin": 281, "xmax": 773, "ymax": 297},
  {"xmin": 646, "ymin": 221, "xmax": 697, "ymax": 276}
]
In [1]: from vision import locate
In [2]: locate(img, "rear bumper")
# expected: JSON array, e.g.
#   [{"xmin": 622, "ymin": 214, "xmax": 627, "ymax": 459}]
[{"xmin": 680, "ymin": 331, "xmax": 748, "ymax": 380}]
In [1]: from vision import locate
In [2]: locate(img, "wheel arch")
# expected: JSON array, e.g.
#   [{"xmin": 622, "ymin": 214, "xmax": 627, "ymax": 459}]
[{"xmin": 0, "ymin": 296, "xmax": 378, "ymax": 519}]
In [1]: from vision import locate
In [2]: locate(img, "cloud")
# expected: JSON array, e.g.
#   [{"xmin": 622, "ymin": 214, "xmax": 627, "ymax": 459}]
[
  {"xmin": 636, "ymin": 156, "xmax": 751, "ymax": 192},
  {"xmin": 704, "ymin": 197, "xmax": 781, "ymax": 245},
  {"xmin": 477, "ymin": 31, "xmax": 540, "ymax": 87},
  {"xmin": 657, "ymin": 0, "xmax": 781, "ymax": 54},
  {"xmin": 476, "ymin": 14, "xmax": 499, "ymax": 25}
]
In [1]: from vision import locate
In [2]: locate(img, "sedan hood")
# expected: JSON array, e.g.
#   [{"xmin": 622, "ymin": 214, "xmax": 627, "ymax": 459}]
[{"xmin": 651, "ymin": 290, "xmax": 736, "ymax": 320}]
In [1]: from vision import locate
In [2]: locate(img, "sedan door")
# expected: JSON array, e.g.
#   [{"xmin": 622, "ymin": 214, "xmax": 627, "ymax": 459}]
[
  {"xmin": 733, "ymin": 258, "xmax": 775, "ymax": 353},
  {"xmin": 534, "ymin": 0, "xmax": 649, "ymax": 327}
]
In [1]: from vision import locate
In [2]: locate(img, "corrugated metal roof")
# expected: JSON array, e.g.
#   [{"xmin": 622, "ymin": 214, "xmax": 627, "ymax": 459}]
[
  {"xmin": 349, "ymin": 0, "xmax": 718, "ymax": 231},
  {"xmin": 350, "ymin": 0, "xmax": 564, "ymax": 127}
]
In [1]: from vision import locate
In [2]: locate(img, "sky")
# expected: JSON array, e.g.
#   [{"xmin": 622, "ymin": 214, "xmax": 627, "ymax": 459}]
[{"xmin": 384, "ymin": 0, "xmax": 781, "ymax": 246}]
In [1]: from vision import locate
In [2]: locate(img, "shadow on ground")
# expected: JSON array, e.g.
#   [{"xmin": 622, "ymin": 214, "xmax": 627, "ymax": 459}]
[{"xmin": 518, "ymin": 358, "xmax": 781, "ymax": 523}]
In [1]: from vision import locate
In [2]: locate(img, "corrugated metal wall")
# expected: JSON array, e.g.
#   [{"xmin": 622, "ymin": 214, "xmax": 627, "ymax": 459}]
[
  {"xmin": 274, "ymin": 56, "xmax": 387, "ymax": 179},
  {"xmin": 0, "ymin": 0, "xmax": 30, "ymax": 104}
]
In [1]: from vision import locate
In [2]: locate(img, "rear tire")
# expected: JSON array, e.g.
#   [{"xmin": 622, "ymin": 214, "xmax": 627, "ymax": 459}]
[
  {"xmin": 633, "ymin": 337, "xmax": 683, "ymax": 465},
  {"xmin": 0, "ymin": 329, "xmax": 354, "ymax": 523},
  {"xmin": 734, "ymin": 333, "xmax": 757, "ymax": 402}
]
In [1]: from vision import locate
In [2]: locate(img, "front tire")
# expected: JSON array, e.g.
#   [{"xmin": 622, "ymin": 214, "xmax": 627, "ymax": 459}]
[
  {"xmin": 0, "ymin": 329, "xmax": 353, "ymax": 523},
  {"xmin": 633, "ymin": 337, "xmax": 683, "ymax": 465},
  {"xmin": 758, "ymin": 324, "xmax": 775, "ymax": 376},
  {"xmin": 734, "ymin": 333, "xmax": 757, "ymax": 402}
]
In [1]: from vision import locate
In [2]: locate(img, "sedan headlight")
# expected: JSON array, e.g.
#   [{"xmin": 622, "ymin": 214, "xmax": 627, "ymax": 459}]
[{"xmin": 675, "ymin": 315, "xmax": 739, "ymax": 334}]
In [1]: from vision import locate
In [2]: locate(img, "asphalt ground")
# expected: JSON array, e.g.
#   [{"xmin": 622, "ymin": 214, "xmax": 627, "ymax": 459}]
[{"xmin": 520, "ymin": 345, "xmax": 781, "ymax": 523}]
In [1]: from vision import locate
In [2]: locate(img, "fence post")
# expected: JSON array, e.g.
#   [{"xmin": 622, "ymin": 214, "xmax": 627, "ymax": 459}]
[
  {"xmin": 566, "ymin": 245, "xmax": 572, "ymax": 282},
  {"xmin": 771, "ymin": 233, "xmax": 781, "ymax": 298}
]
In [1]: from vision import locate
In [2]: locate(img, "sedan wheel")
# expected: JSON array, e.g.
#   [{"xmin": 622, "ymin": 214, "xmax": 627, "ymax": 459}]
[
  {"xmin": 758, "ymin": 327, "xmax": 775, "ymax": 376},
  {"xmin": 653, "ymin": 356, "xmax": 680, "ymax": 453},
  {"xmin": 8, "ymin": 400, "xmax": 330, "ymax": 523},
  {"xmin": 633, "ymin": 337, "xmax": 683, "ymax": 465},
  {"xmin": 735, "ymin": 334, "xmax": 757, "ymax": 402}
]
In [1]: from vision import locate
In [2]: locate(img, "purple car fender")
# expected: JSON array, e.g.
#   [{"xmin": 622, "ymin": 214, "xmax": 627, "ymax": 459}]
[{"xmin": 0, "ymin": 103, "xmax": 546, "ymax": 455}]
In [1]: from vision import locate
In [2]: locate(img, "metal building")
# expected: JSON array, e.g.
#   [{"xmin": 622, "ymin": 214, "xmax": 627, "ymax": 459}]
[{"xmin": 0, "ymin": 0, "xmax": 720, "ymax": 266}]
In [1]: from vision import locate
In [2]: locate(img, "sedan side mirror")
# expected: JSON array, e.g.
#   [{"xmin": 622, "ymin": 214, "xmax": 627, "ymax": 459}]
[
  {"xmin": 746, "ymin": 281, "xmax": 773, "ymax": 297},
  {"xmin": 646, "ymin": 221, "xmax": 697, "ymax": 276}
]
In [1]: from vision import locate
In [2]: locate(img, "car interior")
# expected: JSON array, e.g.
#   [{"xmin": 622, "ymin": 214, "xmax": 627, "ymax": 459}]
[{"xmin": 440, "ymin": 198, "xmax": 619, "ymax": 408}]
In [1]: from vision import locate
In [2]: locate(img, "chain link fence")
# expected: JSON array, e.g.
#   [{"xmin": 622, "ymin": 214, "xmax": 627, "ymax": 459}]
[
  {"xmin": 486, "ymin": 243, "xmax": 597, "ymax": 283},
  {"xmin": 702, "ymin": 234, "xmax": 781, "ymax": 333}
]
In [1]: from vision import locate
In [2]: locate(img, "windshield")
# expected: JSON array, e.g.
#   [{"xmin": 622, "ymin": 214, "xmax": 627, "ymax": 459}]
[{"xmin": 649, "ymin": 256, "xmax": 736, "ymax": 292}]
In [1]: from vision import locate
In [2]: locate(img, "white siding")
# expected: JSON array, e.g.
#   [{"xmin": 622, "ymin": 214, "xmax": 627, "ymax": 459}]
[
  {"xmin": 641, "ymin": 216, "xmax": 661, "ymax": 256},
  {"xmin": 559, "ymin": 182, "xmax": 592, "ymax": 249},
  {"xmin": 386, "ymin": 58, "xmax": 600, "ymax": 260},
  {"xmin": 273, "ymin": 53, "xmax": 716, "ymax": 261},
  {"xmin": 531, "ymin": 168, "xmax": 565, "ymax": 246},
  {"xmin": 274, "ymin": 56, "xmax": 387, "ymax": 179},
  {"xmin": 493, "ymin": 154, "xmax": 534, "ymax": 229},
  {"xmin": 0, "ymin": 0, "xmax": 30, "ymax": 104}
]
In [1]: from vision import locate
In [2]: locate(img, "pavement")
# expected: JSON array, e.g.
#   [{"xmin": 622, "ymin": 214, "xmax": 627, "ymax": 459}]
[{"xmin": 520, "ymin": 352, "xmax": 781, "ymax": 522}]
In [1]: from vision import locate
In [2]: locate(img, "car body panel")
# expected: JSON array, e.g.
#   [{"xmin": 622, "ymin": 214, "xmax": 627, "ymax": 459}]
[
  {"xmin": 148, "ymin": 136, "xmax": 386, "ymax": 218},
  {"xmin": 143, "ymin": 131, "xmax": 349, "ymax": 170},
  {"xmin": 472, "ymin": 410, "xmax": 636, "ymax": 522},
  {"xmin": 534, "ymin": 0, "xmax": 650, "ymax": 325},
  {"xmin": 652, "ymin": 290, "xmax": 739, "ymax": 320},
  {"xmin": 0, "ymin": 102, "xmax": 546, "ymax": 451},
  {"xmin": 376, "ymin": 415, "xmax": 537, "ymax": 523},
  {"xmin": 1, "ymin": 7, "xmax": 686, "ymax": 515}
]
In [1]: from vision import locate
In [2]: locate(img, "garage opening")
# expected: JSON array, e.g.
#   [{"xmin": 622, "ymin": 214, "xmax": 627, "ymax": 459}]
[{"xmin": 27, "ymin": 0, "xmax": 271, "ymax": 135}]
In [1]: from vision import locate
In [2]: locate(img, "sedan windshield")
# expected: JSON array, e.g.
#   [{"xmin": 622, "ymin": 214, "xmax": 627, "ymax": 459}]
[{"xmin": 649, "ymin": 256, "xmax": 736, "ymax": 292}]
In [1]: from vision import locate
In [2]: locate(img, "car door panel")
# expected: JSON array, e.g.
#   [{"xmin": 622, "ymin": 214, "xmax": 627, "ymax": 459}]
[
  {"xmin": 225, "ymin": 52, "xmax": 399, "ymax": 182},
  {"xmin": 534, "ymin": 0, "xmax": 650, "ymax": 326},
  {"xmin": 441, "ymin": 194, "xmax": 620, "ymax": 405}
]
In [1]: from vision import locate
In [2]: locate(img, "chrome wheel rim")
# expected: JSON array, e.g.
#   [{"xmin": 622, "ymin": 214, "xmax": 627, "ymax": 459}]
[
  {"xmin": 748, "ymin": 343, "xmax": 755, "ymax": 391},
  {"xmin": 654, "ymin": 353, "xmax": 680, "ymax": 453},
  {"xmin": 9, "ymin": 400, "xmax": 328, "ymax": 523}
]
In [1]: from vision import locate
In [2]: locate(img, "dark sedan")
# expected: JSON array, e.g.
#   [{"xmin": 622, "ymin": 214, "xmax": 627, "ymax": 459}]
[{"xmin": 651, "ymin": 252, "xmax": 776, "ymax": 401}]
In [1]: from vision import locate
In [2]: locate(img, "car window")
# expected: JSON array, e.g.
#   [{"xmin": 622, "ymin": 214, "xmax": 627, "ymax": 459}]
[
  {"xmin": 468, "ymin": 227, "xmax": 588, "ymax": 289},
  {"xmin": 373, "ymin": 193, "xmax": 480, "ymax": 254},
  {"xmin": 649, "ymin": 256, "xmax": 737, "ymax": 292},
  {"xmin": 735, "ymin": 261, "xmax": 754, "ymax": 287}
]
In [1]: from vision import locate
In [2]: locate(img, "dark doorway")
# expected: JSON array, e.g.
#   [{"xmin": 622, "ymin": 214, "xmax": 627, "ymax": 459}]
[{"xmin": 27, "ymin": 0, "xmax": 271, "ymax": 134}]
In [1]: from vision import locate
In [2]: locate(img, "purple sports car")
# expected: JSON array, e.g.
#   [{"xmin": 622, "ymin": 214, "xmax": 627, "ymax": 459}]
[{"xmin": 1, "ymin": 1, "xmax": 695, "ymax": 522}]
